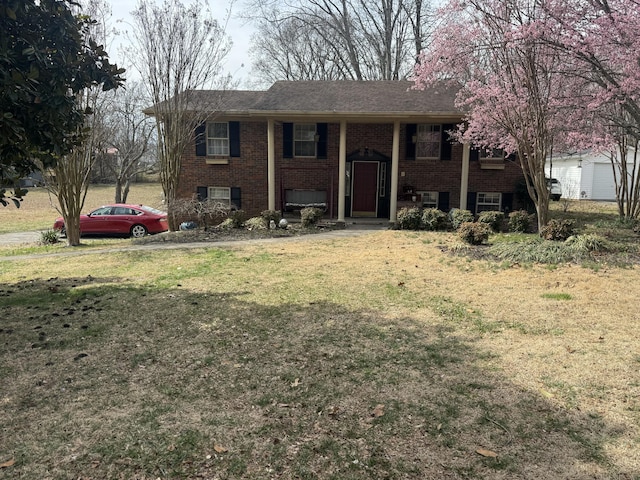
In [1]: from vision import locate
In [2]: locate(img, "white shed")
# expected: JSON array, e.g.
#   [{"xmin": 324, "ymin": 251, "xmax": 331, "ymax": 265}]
[{"xmin": 546, "ymin": 150, "xmax": 639, "ymax": 201}]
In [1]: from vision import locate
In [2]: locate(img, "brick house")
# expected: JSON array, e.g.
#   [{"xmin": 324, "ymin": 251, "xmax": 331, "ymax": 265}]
[{"xmin": 176, "ymin": 81, "xmax": 525, "ymax": 223}]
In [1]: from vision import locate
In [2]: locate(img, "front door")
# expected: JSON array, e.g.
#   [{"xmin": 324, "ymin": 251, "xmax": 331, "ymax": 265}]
[{"xmin": 351, "ymin": 161, "xmax": 379, "ymax": 217}]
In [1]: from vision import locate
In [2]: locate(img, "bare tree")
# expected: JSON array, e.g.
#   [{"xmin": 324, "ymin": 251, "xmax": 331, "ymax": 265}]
[
  {"xmin": 41, "ymin": 0, "xmax": 123, "ymax": 246},
  {"xmin": 130, "ymin": 0, "xmax": 232, "ymax": 230},
  {"xmin": 103, "ymin": 83, "xmax": 157, "ymax": 203},
  {"xmin": 246, "ymin": 0, "xmax": 433, "ymax": 84}
]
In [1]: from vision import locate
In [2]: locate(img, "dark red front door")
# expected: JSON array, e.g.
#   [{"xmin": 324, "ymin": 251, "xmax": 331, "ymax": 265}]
[{"xmin": 351, "ymin": 161, "xmax": 378, "ymax": 216}]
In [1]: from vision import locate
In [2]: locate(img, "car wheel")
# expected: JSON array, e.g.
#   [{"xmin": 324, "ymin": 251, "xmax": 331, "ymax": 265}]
[{"xmin": 130, "ymin": 224, "xmax": 148, "ymax": 238}]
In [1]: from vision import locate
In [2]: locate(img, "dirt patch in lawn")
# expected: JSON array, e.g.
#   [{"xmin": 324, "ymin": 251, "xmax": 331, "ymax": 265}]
[{"xmin": 0, "ymin": 229, "xmax": 639, "ymax": 479}]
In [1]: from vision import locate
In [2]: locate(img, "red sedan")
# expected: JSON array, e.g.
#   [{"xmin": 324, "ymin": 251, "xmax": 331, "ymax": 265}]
[{"xmin": 53, "ymin": 204, "xmax": 169, "ymax": 238}]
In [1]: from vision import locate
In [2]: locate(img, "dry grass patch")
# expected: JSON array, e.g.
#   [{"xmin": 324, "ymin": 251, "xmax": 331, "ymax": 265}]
[
  {"xmin": 0, "ymin": 183, "xmax": 164, "ymax": 234},
  {"xmin": 0, "ymin": 230, "xmax": 639, "ymax": 479}
]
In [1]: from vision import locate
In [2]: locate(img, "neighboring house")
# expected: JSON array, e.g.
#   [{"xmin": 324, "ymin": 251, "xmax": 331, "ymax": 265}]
[
  {"xmin": 547, "ymin": 149, "xmax": 640, "ymax": 201},
  {"xmin": 173, "ymin": 81, "xmax": 525, "ymax": 223}
]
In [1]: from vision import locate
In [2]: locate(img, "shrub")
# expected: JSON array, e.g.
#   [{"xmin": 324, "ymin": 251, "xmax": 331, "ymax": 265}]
[
  {"xmin": 397, "ymin": 207, "xmax": 423, "ymax": 230},
  {"xmin": 450, "ymin": 209, "xmax": 474, "ymax": 230},
  {"xmin": 217, "ymin": 218, "xmax": 234, "ymax": 229},
  {"xmin": 39, "ymin": 229, "xmax": 60, "ymax": 245},
  {"xmin": 245, "ymin": 217, "xmax": 267, "ymax": 230},
  {"xmin": 457, "ymin": 221, "xmax": 492, "ymax": 245},
  {"xmin": 261, "ymin": 210, "xmax": 281, "ymax": 226},
  {"xmin": 508, "ymin": 210, "xmax": 534, "ymax": 233},
  {"xmin": 540, "ymin": 219, "xmax": 575, "ymax": 241},
  {"xmin": 229, "ymin": 210, "xmax": 247, "ymax": 228},
  {"xmin": 300, "ymin": 207, "xmax": 324, "ymax": 228},
  {"xmin": 477, "ymin": 210, "xmax": 505, "ymax": 232},
  {"xmin": 422, "ymin": 208, "xmax": 449, "ymax": 231},
  {"xmin": 565, "ymin": 234, "xmax": 608, "ymax": 252}
]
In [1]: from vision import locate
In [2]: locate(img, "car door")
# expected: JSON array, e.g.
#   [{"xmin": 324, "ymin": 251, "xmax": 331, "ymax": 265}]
[
  {"xmin": 82, "ymin": 207, "xmax": 113, "ymax": 234},
  {"xmin": 111, "ymin": 206, "xmax": 137, "ymax": 234}
]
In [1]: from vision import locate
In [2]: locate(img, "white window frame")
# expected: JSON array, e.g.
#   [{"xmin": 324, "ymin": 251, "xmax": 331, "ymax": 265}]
[
  {"xmin": 294, "ymin": 123, "xmax": 317, "ymax": 157},
  {"xmin": 416, "ymin": 124, "xmax": 441, "ymax": 160},
  {"xmin": 207, "ymin": 122, "xmax": 229, "ymax": 156},
  {"xmin": 418, "ymin": 191, "xmax": 439, "ymax": 209},
  {"xmin": 207, "ymin": 186, "xmax": 231, "ymax": 206},
  {"xmin": 480, "ymin": 148, "xmax": 505, "ymax": 160},
  {"xmin": 476, "ymin": 192, "xmax": 501, "ymax": 213}
]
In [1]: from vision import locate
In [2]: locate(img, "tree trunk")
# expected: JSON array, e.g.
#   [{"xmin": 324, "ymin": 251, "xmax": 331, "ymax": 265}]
[{"xmin": 115, "ymin": 177, "xmax": 123, "ymax": 203}]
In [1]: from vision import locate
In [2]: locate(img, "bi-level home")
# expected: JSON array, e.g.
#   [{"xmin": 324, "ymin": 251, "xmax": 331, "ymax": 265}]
[{"xmin": 172, "ymin": 81, "xmax": 525, "ymax": 224}]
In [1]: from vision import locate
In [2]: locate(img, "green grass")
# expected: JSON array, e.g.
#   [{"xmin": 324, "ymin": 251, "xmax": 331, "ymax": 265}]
[{"xmin": 542, "ymin": 292, "xmax": 573, "ymax": 300}]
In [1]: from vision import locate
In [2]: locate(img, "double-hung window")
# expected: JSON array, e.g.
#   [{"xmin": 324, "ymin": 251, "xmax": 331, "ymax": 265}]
[
  {"xmin": 208, "ymin": 187, "xmax": 231, "ymax": 206},
  {"xmin": 207, "ymin": 122, "xmax": 229, "ymax": 156},
  {"xmin": 419, "ymin": 191, "xmax": 439, "ymax": 209},
  {"xmin": 476, "ymin": 192, "xmax": 501, "ymax": 213},
  {"xmin": 416, "ymin": 124, "xmax": 441, "ymax": 159},
  {"xmin": 294, "ymin": 124, "xmax": 316, "ymax": 157},
  {"xmin": 480, "ymin": 148, "xmax": 504, "ymax": 160}
]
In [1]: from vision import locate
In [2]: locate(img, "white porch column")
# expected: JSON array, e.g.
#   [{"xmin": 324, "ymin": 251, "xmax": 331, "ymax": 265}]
[
  {"xmin": 338, "ymin": 120, "xmax": 347, "ymax": 223},
  {"xmin": 390, "ymin": 120, "xmax": 400, "ymax": 223},
  {"xmin": 267, "ymin": 119, "xmax": 276, "ymax": 211},
  {"xmin": 460, "ymin": 142, "xmax": 470, "ymax": 210}
]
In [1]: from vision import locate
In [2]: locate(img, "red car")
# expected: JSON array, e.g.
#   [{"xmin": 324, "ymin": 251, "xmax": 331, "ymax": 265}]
[{"xmin": 53, "ymin": 204, "xmax": 169, "ymax": 238}]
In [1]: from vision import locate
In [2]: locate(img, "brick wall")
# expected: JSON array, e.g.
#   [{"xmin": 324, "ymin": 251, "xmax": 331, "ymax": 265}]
[{"xmin": 178, "ymin": 119, "xmax": 525, "ymax": 217}]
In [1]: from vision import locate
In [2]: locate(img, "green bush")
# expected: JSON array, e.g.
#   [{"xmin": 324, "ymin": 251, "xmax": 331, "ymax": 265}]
[
  {"xmin": 397, "ymin": 207, "xmax": 423, "ymax": 230},
  {"xmin": 450, "ymin": 209, "xmax": 474, "ymax": 230},
  {"xmin": 261, "ymin": 209, "xmax": 281, "ymax": 225},
  {"xmin": 39, "ymin": 229, "xmax": 60, "ymax": 245},
  {"xmin": 508, "ymin": 210, "xmax": 534, "ymax": 233},
  {"xmin": 540, "ymin": 219, "xmax": 575, "ymax": 241},
  {"xmin": 421, "ymin": 208, "xmax": 449, "ymax": 231},
  {"xmin": 300, "ymin": 207, "xmax": 324, "ymax": 228},
  {"xmin": 565, "ymin": 234, "xmax": 608, "ymax": 252},
  {"xmin": 477, "ymin": 210, "xmax": 505, "ymax": 232},
  {"xmin": 229, "ymin": 210, "xmax": 247, "ymax": 228},
  {"xmin": 457, "ymin": 222, "xmax": 492, "ymax": 245}
]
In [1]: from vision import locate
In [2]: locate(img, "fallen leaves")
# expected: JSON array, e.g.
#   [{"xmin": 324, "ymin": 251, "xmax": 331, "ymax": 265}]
[
  {"xmin": 372, "ymin": 404, "xmax": 385, "ymax": 418},
  {"xmin": 476, "ymin": 448, "xmax": 498, "ymax": 458},
  {"xmin": 213, "ymin": 444, "xmax": 228, "ymax": 453},
  {"xmin": 0, "ymin": 458, "xmax": 15, "ymax": 468}
]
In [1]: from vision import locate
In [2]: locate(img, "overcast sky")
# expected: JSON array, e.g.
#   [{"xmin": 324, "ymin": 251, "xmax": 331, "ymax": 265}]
[{"xmin": 107, "ymin": 0, "xmax": 253, "ymax": 86}]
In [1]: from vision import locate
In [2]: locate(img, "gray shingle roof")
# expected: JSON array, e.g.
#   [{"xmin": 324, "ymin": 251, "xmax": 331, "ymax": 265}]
[
  {"xmin": 254, "ymin": 81, "xmax": 459, "ymax": 114},
  {"xmin": 146, "ymin": 81, "xmax": 461, "ymax": 118}
]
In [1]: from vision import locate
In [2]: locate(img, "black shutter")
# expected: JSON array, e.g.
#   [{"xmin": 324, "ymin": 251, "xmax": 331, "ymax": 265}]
[
  {"xmin": 283, "ymin": 123, "xmax": 293, "ymax": 158},
  {"xmin": 195, "ymin": 122, "xmax": 207, "ymax": 157},
  {"xmin": 316, "ymin": 123, "xmax": 328, "ymax": 159},
  {"xmin": 406, "ymin": 124, "xmax": 417, "ymax": 160},
  {"xmin": 229, "ymin": 121, "xmax": 240, "ymax": 157},
  {"xmin": 438, "ymin": 192, "xmax": 450, "ymax": 211},
  {"xmin": 231, "ymin": 187, "xmax": 241, "ymax": 209},
  {"xmin": 466, "ymin": 192, "xmax": 477, "ymax": 213},
  {"xmin": 502, "ymin": 193, "xmax": 513, "ymax": 213},
  {"xmin": 440, "ymin": 124, "xmax": 454, "ymax": 161},
  {"xmin": 469, "ymin": 148, "xmax": 480, "ymax": 162},
  {"xmin": 197, "ymin": 186, "xmax": 208, "ymax": 200}
]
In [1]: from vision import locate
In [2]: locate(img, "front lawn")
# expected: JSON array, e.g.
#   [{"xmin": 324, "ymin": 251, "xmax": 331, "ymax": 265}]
[{"xmin": 1, "ymin": 228, "xmax": 638, "ymax": 479}]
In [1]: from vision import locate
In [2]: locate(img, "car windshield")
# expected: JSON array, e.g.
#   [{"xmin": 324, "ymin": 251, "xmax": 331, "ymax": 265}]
[{"xmin": 139, "ymin": 205, "xmax": 165, "ymax": 215}]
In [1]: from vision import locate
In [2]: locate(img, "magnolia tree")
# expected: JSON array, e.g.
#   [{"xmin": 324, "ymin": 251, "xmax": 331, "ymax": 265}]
[{"xmin": 412, "ymin": 0, "xmax": 582, "ymax": 229}]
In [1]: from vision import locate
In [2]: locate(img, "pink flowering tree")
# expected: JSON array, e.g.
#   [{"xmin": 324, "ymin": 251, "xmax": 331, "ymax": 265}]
[
  {"xmin": 412, "ymin": 0, "xmax": 581, "ymax": 229},
  {"xmin": 542, "ymin": 0, "xmax": 640, "ymax": 219}
]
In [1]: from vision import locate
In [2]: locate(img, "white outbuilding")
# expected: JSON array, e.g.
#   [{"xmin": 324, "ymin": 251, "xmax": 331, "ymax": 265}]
[{"xmin": 547, "ymin": 149, "xmax": 640, "ymax": 201}]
